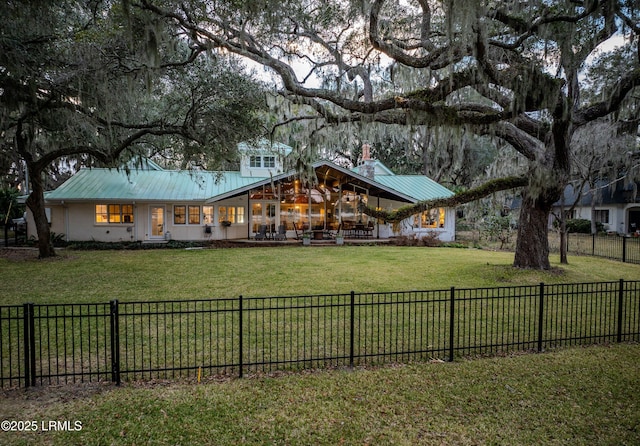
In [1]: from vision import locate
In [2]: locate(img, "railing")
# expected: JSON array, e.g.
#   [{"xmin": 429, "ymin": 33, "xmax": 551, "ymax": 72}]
[
  {"xmin": 2, "ymin": 280, "xmax": 639, "ymax": 388},
  {"xmin": 549, "ymin": 233, "xmax": 640, "ymax": 264}
]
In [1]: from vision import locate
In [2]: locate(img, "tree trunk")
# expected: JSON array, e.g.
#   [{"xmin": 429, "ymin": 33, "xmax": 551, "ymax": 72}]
[
  {"xmin": 559, "ymin": 201, "xmax": 568, "ymax": 264},
  {"xmin": 513, "ymin": 191, "xmax": 553, "ymax": 269},
  {"xmin": 25, "ymin": 168, "xmax": 56, "ymax": 258}
]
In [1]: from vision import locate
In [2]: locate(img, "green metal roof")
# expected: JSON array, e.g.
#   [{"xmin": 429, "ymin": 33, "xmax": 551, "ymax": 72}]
[
  {"xmin": 46, "ymin": 168, "xmax": 267, "ymax": 202},
  {"xmin": 45, "ymin": 162, "xmax": 453, "ymax": 204},
  {"xmin": 373, "ymin": 175, "xmax": 454, "ymax": 201}
]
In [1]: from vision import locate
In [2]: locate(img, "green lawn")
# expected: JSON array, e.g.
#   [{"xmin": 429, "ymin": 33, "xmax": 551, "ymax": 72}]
[
  {"xmin": 1, "ymin": 245, "xmax": 639, "ymax": 304},
  {"xmin": 1, "ymin": 246, "xmax": 639, "ymax": 445},
  {"xmin": 1, "ymin": 344, "xmax": 638, "ymax": 445}
]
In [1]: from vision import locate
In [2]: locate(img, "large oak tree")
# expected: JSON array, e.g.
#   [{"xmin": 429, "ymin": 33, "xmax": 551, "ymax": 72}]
[
  {"xmin": 1, "ymin": 0, "xmax": 267, "ymax": 257},
  {"xmin": 140, "ymin": 0, "xmax": 640, "ymax": 269}
]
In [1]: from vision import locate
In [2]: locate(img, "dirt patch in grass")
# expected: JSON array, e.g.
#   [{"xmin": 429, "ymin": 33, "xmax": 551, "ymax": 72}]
[
  {"xmin": 0, "ymin": 248, "xmax": 41, "ymax": 262},
  {"xmin": 0, "ymin": 382, "xmax": 114, "ymax": 420}
]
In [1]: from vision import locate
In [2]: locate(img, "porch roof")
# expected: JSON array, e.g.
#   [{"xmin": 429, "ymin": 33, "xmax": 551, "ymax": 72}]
[{"xmin": 206, "ymin": 161, "xmax": 453, "ymax": 204}]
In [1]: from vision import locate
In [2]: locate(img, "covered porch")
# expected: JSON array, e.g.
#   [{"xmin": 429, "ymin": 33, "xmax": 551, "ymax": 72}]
[{"xmin": 208, "ymin": 161, "xmax": 414, "ymax": 241}]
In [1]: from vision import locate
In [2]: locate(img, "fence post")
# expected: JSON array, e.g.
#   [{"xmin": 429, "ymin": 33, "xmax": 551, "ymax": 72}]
[
  {"xmin": 238, "ymin": 295, "xmax": 243, "ymax": 378},
  {"xmin": 592, "ymin": 233, "xmax": 596, "ymax": 256},
  {"xmin": 349, "ymin": 291, "xmax": 355, "ymax": 368},
  {"xmin": 22, "ymin": 303, "xmax": 31, "ymax": 388},
  {"xmin": 28, "ymin": 303, "xmax": 35, "ymax": 387},
  {"xmin": 617, "ymin": 279, "xmax": 624, "ymax": 343},
  {"xmin": 622, "ymin": 237, "xmax": 627, "ymax": 263},
  {"xmin": 449, "ymin": 287, "xmax": 455, "ymax": 362},
  {"xmin": 537, "ymin": 283, "xmax": 545, "ymax": 352},
  {"xmin": 109, "ymin": 300, "xmax": 120, "ymax": 386}
]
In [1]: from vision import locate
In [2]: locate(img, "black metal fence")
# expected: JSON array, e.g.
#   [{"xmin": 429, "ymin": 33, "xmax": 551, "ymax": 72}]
[
  {"xmin": 549, "ymin": 233, "xmax": 640, "ymax": 264},
  {"xmin": 2, "ymin": 280, "xmax": 639, "ymax": 388}
]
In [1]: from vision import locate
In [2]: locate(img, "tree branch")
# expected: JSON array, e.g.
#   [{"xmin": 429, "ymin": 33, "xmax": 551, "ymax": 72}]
[
  {"xmin": 362, "ymin": 175, "xmax": 528, "ymax": 222},
  {"xmin": 574, "ymin": 68, "xmax": 640, "ymax": 126}
]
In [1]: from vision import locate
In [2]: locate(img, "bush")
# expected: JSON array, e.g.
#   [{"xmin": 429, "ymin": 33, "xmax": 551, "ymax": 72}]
[
  {"xmin": 479, "ymin": 215, "xmax": 515, "ymax": 250},
  {"xmin": 392, "ymin": 233, "xmax": 443, "ymax": 247},
  {"xmin": 565, "ymin": 219, "xmax": 605, "ymax": 234},
  {"xmin": 66, "ymin": 240, "xmax": 210, "ymax": 250}
]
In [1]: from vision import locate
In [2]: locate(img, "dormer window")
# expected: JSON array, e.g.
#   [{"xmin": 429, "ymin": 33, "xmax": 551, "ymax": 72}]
[
  {"xmin": 263, "ymin": 156, "xmax": 275, "ymax": 168},
  {"xmin": 250, "ymin": 155, "xmax": 261, "ymax": 168},
  {"xmin": 250, "ymin": 155, "xmax": 276, "ymax": 168}
]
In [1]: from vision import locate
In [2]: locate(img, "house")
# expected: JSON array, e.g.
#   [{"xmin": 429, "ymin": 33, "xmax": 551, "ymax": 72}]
[
  {"xmin": 26, "ymin": 141, "xmax": 456, "ymax": 243},
  {"xmin": 552, "ymin": 181, "xmax": 640, "ymax": 235}
]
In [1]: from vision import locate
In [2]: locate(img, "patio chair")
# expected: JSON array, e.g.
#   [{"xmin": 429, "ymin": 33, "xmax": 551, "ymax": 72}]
[
  {"xmin": 275, "ymin": 224, "xmax": 287, "ymax": 241},
  {"xmin": 292, "ymin": 222, "xmax": 303, "ymax": 240},
  {"xmin": 255, "ymin": 224, "xmax": 268, "ymax": 240}
]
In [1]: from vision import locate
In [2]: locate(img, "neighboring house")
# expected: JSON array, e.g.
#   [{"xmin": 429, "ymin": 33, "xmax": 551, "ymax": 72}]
[
  {"xmin": 552, "ymin": 181, "xmax": 640, "ymax": 235},
  {"xmin": 27, "ymin": 141, "xmax": 456, "ymax": 243}
]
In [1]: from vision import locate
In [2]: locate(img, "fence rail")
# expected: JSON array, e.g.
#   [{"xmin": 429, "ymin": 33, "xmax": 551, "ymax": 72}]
[{"xmin": 2, "ymin": 280, "xmax": 639, "ymax": 388}]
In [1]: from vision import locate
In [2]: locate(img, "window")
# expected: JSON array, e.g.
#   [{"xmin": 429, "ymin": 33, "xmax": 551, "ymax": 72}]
[
  {"xmin": 249, "ymin": 155, "xmax": 276, "ymax": 169},
  {"xmin": 95, "ymin": 204, "xmax": 134, "ymax": 224},
  {"xmin": 594, "ymin": 210, "xmax": 610, "ymax": 224},
  {"xmin": 414, "ymin": 208, "xmax": 445, "ymax": 228},
  {"xmin": 218, "ymin": 206, "xmax": 245, "ymax": 224},
  {"xmin": 203, "ymin": 206, "xmax": 214, "ymax": 224},
  {"xmin": 95, "ymin": 205, "xmax": 108, "ymax": 223},
  {"xmin": 188, "ymin": 206, "xmax": 200, "ymax": 224},
  {"xmin": 122, "ymin": 205, "xmax": 134, "ymax": 223},
  {"xmin": 263, "ymin": 156, "xmax": 275, "ymax": 168},
  {"xmin": 108, "ymin": 204, "xmax": 121, "ymax": 223},
  {"xmin": 174, "ymin": 205, "xmax": 186, "ymax": 224},
  {"xmin": 250, "ymin": 156, "xmax": 261, "ymax": 168}
]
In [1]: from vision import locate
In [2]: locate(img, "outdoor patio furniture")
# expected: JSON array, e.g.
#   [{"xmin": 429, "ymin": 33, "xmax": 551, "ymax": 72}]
[
  {"xmin": 255, "ymin": 224, "xmax": 268, "ymax": 240},
  {"xmin": 275, "ymin": 224, "xmax": 287, "ymax": 240},
  {"xmin": 292, "ymin": 222, "xmax": 303, "ymax": 240}
]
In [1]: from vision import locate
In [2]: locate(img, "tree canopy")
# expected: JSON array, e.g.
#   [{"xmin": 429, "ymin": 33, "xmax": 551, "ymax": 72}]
[
  {"xmin": 1, "ymin": 0, "xmax": 267, "ymax": 257},
  {"xmin": 139, "ymin": 0, "xmax": 640, "ymax": 269}
]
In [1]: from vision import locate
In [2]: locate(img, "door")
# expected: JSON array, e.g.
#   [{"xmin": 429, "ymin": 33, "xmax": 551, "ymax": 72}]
[
  {"xmin": 251, "ymin": 202, "xmax": 277, "ymax": 233},
  {"xmin": 150, "ymin": 206, "xmax": 165, "ymax": 239},
  {"xmin": 629, "ymin": 209, "xmax": 640, "ymax": 234}
]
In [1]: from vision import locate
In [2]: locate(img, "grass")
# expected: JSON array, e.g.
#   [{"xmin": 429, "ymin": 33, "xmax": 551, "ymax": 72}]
[
  {"xmin": 1, "ymin": 343, "xmax": 639, "ymax": 445},
  {"xmin": 1, "ymin": 246, "xmax": 639, "ymax": 444},
  {"xmin": 1, "ymin": 245, "xmax": 639, "ymax": 305}
]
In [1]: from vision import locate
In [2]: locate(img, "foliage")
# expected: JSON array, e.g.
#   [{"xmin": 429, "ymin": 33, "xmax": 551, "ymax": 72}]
[
  {"xmin": 65, "ymin": 240, "xmax": 210, "ymax": 250},
  {"xmin": 480, "ymin": 215, "xmax": 516, "ymax": 250},
  {"xmin": 0, "ymin": 188, "xmax": 23, "ymax": 224},
  {"xmin": 363, "ymin": 175, "xmax": 528, "ymax": 223},
  {"xmin": 137, "ymin": 0, "xmax": 640, "ymax": 269},
  {"xmin": 391, "ymin": 233, "xmax": 443, "ymax": 247},
  {"xmin": 564, "ymin": 218, "xmax": 605, "ymax": 234},
  {"xmin": 28, "ymin": 232, "xmax": 67, "ymax": 248},
  {"xmin": 0, "ymin": 1, "xmax": 267, "ymax": 257}
]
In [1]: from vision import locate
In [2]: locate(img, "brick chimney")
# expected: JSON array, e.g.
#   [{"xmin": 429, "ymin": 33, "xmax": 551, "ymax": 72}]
[{"xmin": 360, "ymin": 143, "xmax": 375, "ymax": 179}]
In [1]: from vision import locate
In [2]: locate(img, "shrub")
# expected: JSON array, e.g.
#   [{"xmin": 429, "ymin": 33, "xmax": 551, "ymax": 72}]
[
  {"xmin": 392, "ymin": 233, "xmax": 443, "ymax": 247},
  {"xmin": 565, "ymin": 219, "xmax": 605, "ymax": 234}
]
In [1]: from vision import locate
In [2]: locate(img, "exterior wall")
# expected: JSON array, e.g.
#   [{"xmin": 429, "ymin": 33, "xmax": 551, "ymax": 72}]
[
  {"xmin": 566, "ymin": 205, "xmax": 624, "ymax": 234},
  {"xmin": 25, "ymin": 204, "xmax": 66, "ymax": 240},
  {"xmin": 550, "ymin": 204, "xmax": 636, "ymax": 234},
  {"xmin": 35, "ymin": 189, "xmax": 455, "ymax": 243},
  {"xmin": 376, "ymin": 198, "xmax": 456, "ymax": 242},
  {"xmin": 63, "ymin": 202, "xmax": 139, "ymax": 242}
]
